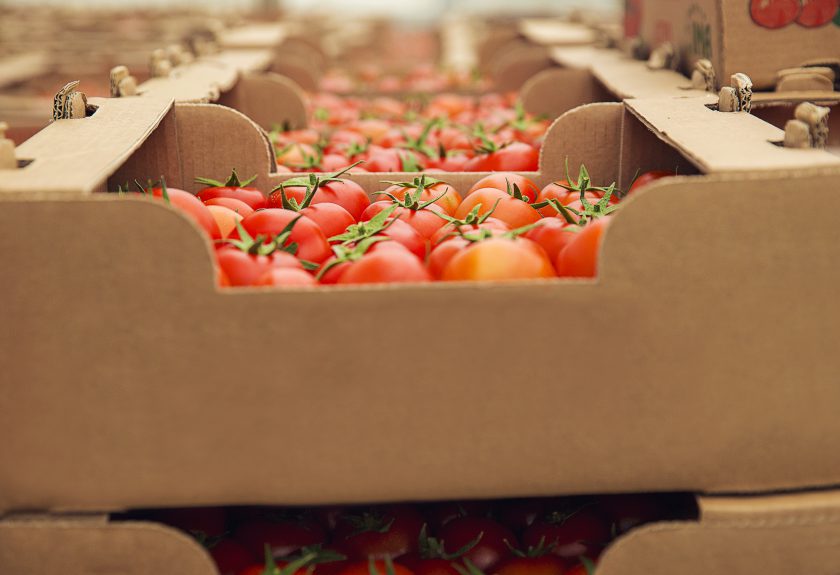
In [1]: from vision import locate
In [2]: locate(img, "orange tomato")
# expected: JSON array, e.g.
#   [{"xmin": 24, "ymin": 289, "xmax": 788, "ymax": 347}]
[
  {"xmin": 555, "ymin": 218, "xmax": 611, "ymax": 278},
  {"xmin": 468, "ymin": 173, "xmax": 540, "ymax": 202},
  {"xmin": 455, "ymin": 188, "xmax": 541, "ymax": 229},
  {"xmin": 442, "ymin": 238, "xmax": 555, "ymax": 282}
]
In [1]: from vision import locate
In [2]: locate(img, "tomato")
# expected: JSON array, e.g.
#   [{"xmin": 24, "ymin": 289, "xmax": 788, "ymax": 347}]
[
  {"xmin": 234, "ymin": 209, "xmax": 331, "ymax": 264},
  {"xmin": 522, "ymin": 508, "xmax": 610, "ymax": 561},
  {"xmin": 468, "ymin": 174, "xmax": 539, "ymax": 202},
  {"xmin": 209, "ymin": 539, "xmax": 256, "ymax": 575},
  {"xmin": 336, "ymin": 243, "xmax": 431, "ymax": 285},
  {"xmin": 338, "ymin": 560, "xmax": 414, "ymax": 575},
  {"xmin": 488, "ymin": 143, "xmax": 540, "ymax": 172},
  {"xmin": 255, "ymin": 268, "xmax": 318, "ymax": 287},
  {"xmin": 495, "ymin": 556, "xmax": 567, "ymax": 575},
  {"xmin": 524, "ymin": 219, "xmax": 580, "ymax": 264},
  {"xmin": 442, "ymin": 238, "xmax": 555, "ymax": 282},
  {"xmin": 204, "ymin": 197, "xmax": 255, "ymax": 217},
  {"xmin": 235, "ymin": 517, "xmax": 327, "ymax": 560},
  {"xmin": 797, "ymin": 0, "xmax": 839, "ymax": 27},
  {"xmin": 277, "ymin": 143, "xmax": 317, "ymax": 168},
  {"xmin": 365, "ymin": 149, "xmax": 423, "ymax": 173},
  {"xmin": 216, "ymin": 247, "xmax": 303, "ymax": 287},
  {"xmin": 430, "ymin": 153, "xmax": 473, "ymax": 173},
  {"xmin": 750, "ymin": 0, "xmax": 801, "ymax": 28},
  {"xmin": 361, "ymin": 202, "xmax": 447, "ymax": 240},
  {"xmin": 554, "ymin": 218, "xmax": 611, "ymax": 278},
  {"xmin": 150, "ymin": 186, "xmax": 221, "ymax": 240},
  {"xmin": 455, "ymin": 189, "xmax": 541, "ymax": 229},
  {"xmin": 321, "ymin": 154, "xmax": 353, "ymax": 172},
  {"xmin": 375, "ymin": 218, "xmax": 428, "ymax": 260},
  {"xmin": 333, "ymin": 506, "xmax": 426, "ymax": 559},
  {"xmin": 397, "ymin": 557, "xmax": 460, "ymax": 575},
  {"xmin": 313, "ymin": 181, "xmax": 371, "ymax": 221},
  {"xmin": 208, "ymin": 205, "xmax": 245, "ymax": 239},
  {"xmin": 437, "ymin": 517, "xmax": 517, "ymax": 571},
  {"xmin": 628, "ymin": 170, "xmax": 673, "ymax": 195},
  {"xmin": 196, "ymin": 172, "xmax": 267, "ymax": 210},
  {"xmin": 428, "ymin": 237, "xmax": 469, "ymax": 279},
  {"xmin": 301, "ymin": 203, "xmax": 357, "ymax": 240},
  {"xmin": 563, "ymin": 558, "xmax": 597, "ymax": 575}
]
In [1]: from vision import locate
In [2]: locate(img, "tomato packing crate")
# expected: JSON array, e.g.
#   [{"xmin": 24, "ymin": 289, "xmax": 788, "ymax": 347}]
[{"xmin": 2, "ymin": 78, "xmax": 840, "ymax": 574}]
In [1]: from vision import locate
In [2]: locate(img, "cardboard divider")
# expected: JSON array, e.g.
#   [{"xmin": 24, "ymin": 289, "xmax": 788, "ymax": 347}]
[
  {"xmin": 138, "ymin": 61, "xmax": 240, "ymax": 103},
  {"xmin": 521, "ymin": 68, "xmax": 617, "ymax": 119},
  {"xmin": 216, "ymin": 72, "xmax": 308, "ymax": 131}
]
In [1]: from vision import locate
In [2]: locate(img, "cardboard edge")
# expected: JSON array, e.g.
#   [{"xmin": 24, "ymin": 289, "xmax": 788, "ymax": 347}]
[
  {"xmin": 216, "ymin": 72, "xmax": 309, "ymax": 131},
  {"xmin": 0, "ymin": 518, "xmax": 217, "ymax": 575},
  {"xmin": 521, "ymin": 67, "xmax": 615, "ymax": 118}
]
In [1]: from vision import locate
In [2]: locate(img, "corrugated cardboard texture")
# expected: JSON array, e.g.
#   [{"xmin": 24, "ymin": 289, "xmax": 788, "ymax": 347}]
[
  {"xmin": 5, "ymin": 170, "xmax": 840, "ymax": 513},
  {"xmin": 752, "ymin": 97, "xmax": 840, "ymax": 149},
  {"xmin": 216, "ymin": 72, "xmax": 308, "ymax": 131},
  {"xmin": 626, "ymin": 97, "xmax": 840, "ymax": 173},
  {"xmin": 518, "ymin": 19, "xmax": 598, "ymax": 46},
  {"xmin": 0, "ymin": 519, "xmax": 215, "ymax": 575},
  {"xmin": 0, "ymin": 96, "xmax": 172, "ymax": 194}
]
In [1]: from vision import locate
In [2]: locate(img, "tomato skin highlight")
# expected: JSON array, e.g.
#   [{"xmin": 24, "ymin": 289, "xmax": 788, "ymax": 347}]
[
  {"xmin": 204, "ymin": 197, "xmax": 255, "ymax": 217},
  {"xmin": 554, "ymin": 218, "xmax": 610, "ymax": 278},
  {"xmin": 442, "ymin": 238, "xmax": 555, "ymax": 282},
  {"xmin": 302, "ymin": 203, "xmax": 357, "ymax": 240},
  {"xmin": 255, "ymin": 268, "xmax": 318, "ymax": 287},
  {"xmin": 207, "ymin": 205, "xmax": 245, "ymax": 239}
]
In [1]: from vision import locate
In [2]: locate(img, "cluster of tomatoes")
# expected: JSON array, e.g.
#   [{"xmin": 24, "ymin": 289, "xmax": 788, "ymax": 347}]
[
  {"xmin": 129, "ymin": 166, "xmax": 669, "ymax": 287},
  {"xmin": 272, "ymin": 92, "xmax": 548, "ymax": 174},
  {"xmin": 123, "ymin": 493, "xmax": 695, "ymax": 575}
]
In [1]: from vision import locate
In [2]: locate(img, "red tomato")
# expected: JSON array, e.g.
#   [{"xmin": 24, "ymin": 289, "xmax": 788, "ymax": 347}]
[
  {"xmin": 196, "ymin": 182, "xmax": 267, "ymax": 210},
  {"xmin": 495, "ymin": 556, "xmax": 567, "ymax": 575},
  {"xmin": 235, "ymin": 518, "xmax": 327, "ymax": 559},
  {"xmin": 333, "ymin": 506, "xmax": 426, "ymax": 559},
  {"xmin": 207, "ymin": 205, "xmax": 245, "ymax": 239},
  {"xmin": 302, "ymin": 203, "xmax": 357, "ymax": 240},
  {"xmin": 430, "ymin": 153, "xmax": 472, "ymax": 173},
  {"xmin": 522, "ymin": 509, "xmax": 610, "ymax": 560},
  {"xmin": 338, "ymin": 560, "xmax": 415, "ymax": 575},
  {"xmin": 442, "ymin": 238, "xmax": 555, "ymax": 282},
  {"xmin": 321, "ymin": 154, "xmax": 353, "ymax": 172},
  {"xmin": 437, "ymin": 517, "xmax": 517, "ymax": 571},
  {"xmin": 750, "ymin": 0, "xmax": 801, "ymax": 28},
  {"xmin": 468, "ymin": 174, "xmax": 539, "ymax": 202},
  {"xmin": 361, "ymin": 202, "xmax": 447, "ymax": 241},
  {"xmin": 216, "ymin": 247, "xmax": 303, "ymax": 287},
  {"xmin": 255, "ymin": 268, "xmax": 318, "ymax": 287},
  {"xmin": 234, "ymin": 209, "xmax": 331, "ymax": 264},
  {"xmin": 455, "ymin": 188, "xmax": 541, "ymax": 229},
  {"xmin": 336, "ymin": 244, "xmax": 431, "ymax": 285},
  {"xmin": 488, "ymin": 143, "xmax": 540, "ymax": 172},
  {"xmin": 524, "ymin": 219, "xmax": 580, "ymax": 264},
  {"xmin": 382, "ymin": 182, "xmax": 463, "ymax": 216},
  {"xmin": 150, "ymin": 187, "xmax": 221, "ymax": 240},
  {"xmin": 313, "ymin": 181, "xmax": 371, "ymax": 221},
  {"xmin": 428, "ymin": 237, "xmax": 469, "ymax": 279},
  {"xmin": 204, "ymin": 197, "xmax": 256, "ymax": 217},
  {"xmin": 430, "ymin": 218, "xmax": 509, "ymax": 246},
  {"xmin": 554, "ymin": 218, "xmax": 611, "ymax": 278},
  {"xmin": 376, "ymin": 218, "xmax": 428, "ymax": 260},
  {"xmin": 209, "ymin": 539, "xmax": 256, "ymax": 575},
  {"xmin": 797, "ymin": 0, "xmax": 838, "ymax": 27},
  {"xmin": 628, "ymin": 170, "xmax": 673, "ymax": 195},
  {"xmin": 398, "ymin": 557, "xmax": 461, "ymax": 575}
]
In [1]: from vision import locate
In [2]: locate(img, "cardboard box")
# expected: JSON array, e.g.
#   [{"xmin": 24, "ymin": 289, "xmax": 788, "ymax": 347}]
[{"xmin": 638, "ymin": 0, "xmax": 840, "ymax": 90}]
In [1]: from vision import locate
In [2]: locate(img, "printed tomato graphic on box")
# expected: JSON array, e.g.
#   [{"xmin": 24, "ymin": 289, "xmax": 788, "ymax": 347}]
[{"xmin": 750, "ymin": 0, "xmax": 840, "ymax": 29}]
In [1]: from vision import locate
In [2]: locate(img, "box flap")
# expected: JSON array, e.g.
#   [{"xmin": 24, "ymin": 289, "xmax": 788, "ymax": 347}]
[
  {"xmin": 5, "ymin": 170, "xmax": 840, "ymax": 511},
  {"xmin": 625, "ymin": 97, "xmax": 840, "ymax": 173},
  {"xmin": 216, "ymin": 72, "xmax": 308, "ymax": 131},
  {"xmin": 0, "ymin": 519, "xmax": 214, "ymax": 575},
  {"xmin": 138, "ymin": 61, "xmax": 240, "ymax": 103},
  {"xmin": 0, "ymin": 96, "xmax": 173, "ymax": 195},
  {"xmin": 518, "ymin": 19, "xmax": 598, "ymax": 46},
  {"xmin": 0, "ymin": 52, "xmax": 50, "ymax": 88},
  {"xmin": 204, "ymin": 49, "xmax": 275, "ymax": 74},
  {"xmin": 521, "ymin": 68, "xmax": 616, "ymax": 119},
  {"xmin": 216, "ymin": 23, "xmax": 287, "ymax": 50},
  {"xmin": 598, "ymin": 490, "xmax": 840, "ymax": 575}
]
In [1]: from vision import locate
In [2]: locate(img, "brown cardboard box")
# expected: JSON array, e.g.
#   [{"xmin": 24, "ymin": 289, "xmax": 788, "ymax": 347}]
[
  {"xmin": 638, "ymin": 0, "xmax": 840, "ymax": 90},
  {"xmin": 2, "ymin": 88, "xmax": 840, "ymax": 573}
]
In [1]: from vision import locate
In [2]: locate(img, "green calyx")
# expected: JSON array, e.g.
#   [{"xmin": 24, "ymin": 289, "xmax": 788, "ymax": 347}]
[
  {"xmin": 457, "ymin": 220, "xmax": 539, "ymax": 244},
  {"xmin": 399, "ymin": 152, "xmax": 424, "ymax": 172},
  {"xmin": 399, "ymin": 118, "xmax": 443, "ymax": 158},
  {"xmin": 271, "ymin": 161, "xmax": 364, "ymax": 211},
  {"xmin": 417, "ymin": 524, "xmax": 484, "ymax": 561},
  {"xmin": 341, "ymin": 511, "xmax": 396, "ymax": 537},
  {"xmin": 555, "ymin": 160, "xmax": 622, "ymax": 223},
  {"xmin": 453, "ymin": 558, "xmax": 487, "ymax": 575},
  {"xmin": 259, "ymin": 544, "xmax": 316, "ymax": 575},
  {"xmin": 369, "ymin": 556, "xmax": 399, "ymax": 575},
  {"xmin": 505, "ymin": 536, "xmax": 556, "ymax": 559},
  {"xmin": 285, "ymin": 544, "xmax": 347, "ymax": 567},
  {"xmin": 435, "ymin": 199, "xmax": 500, "ymax": 227},
  {"xmin": 374, "ymin": 175, "xmax": 448, "ymax": 212},
  {"xmin": 329, "ymin": 204, "xmax": 399, "ymax": 244},
  {"xmin": 223, "ymin": 217, "xmax": 309, "ymax": 263},
  {"xmin": 195, "ymin": 168, "xmax": 258, "ymax": 189},
  {"xmin": 316, "ymin": 236, "xmax": 389, "ymax": 280}
]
